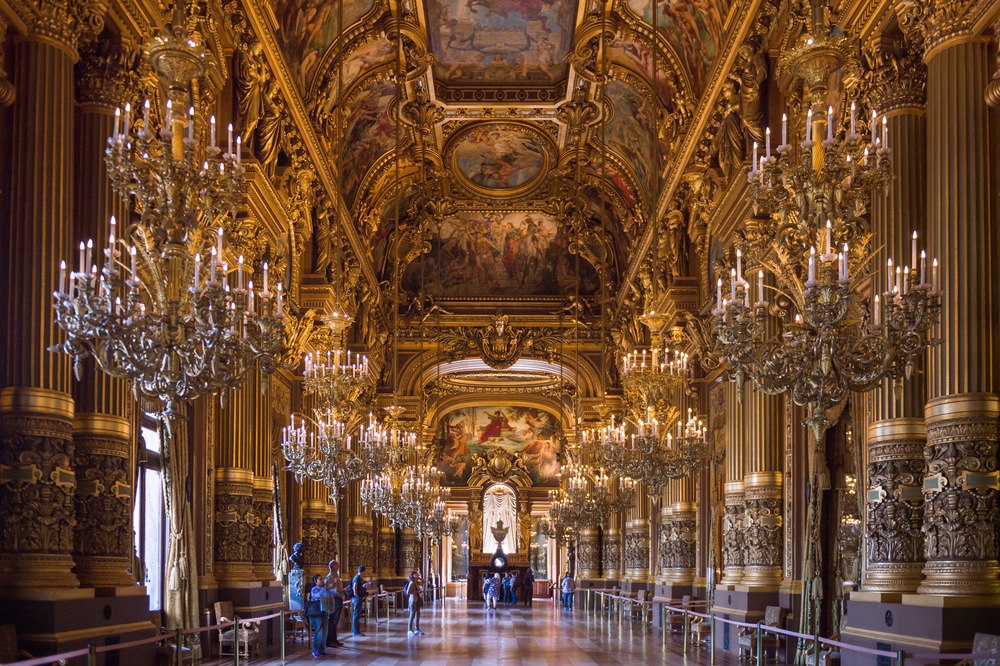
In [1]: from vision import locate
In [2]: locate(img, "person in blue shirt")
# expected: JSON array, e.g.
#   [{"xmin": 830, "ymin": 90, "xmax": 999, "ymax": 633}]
[
  {"xmin": 309, "ymin": 574, "xmax": 331, "ymax": 657},
  {"xmin": 350, "ymin": 565, "xmax": 370, "ymax": 636}
]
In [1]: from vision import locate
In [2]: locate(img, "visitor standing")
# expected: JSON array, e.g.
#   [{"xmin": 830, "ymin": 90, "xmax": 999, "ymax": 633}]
[
  {"xmin": 560, "ymin": 572, "xmax": 576, "ymax": 611},
  {"xmin": 522, "ymin": 568, "xmax": 535, "ymax": 607},
  {"xmin": 308, "ymin": 574, "xmax": 331, "ymax": 657},
  {"xmin": 406, "ymin": 571, "xmax": 424, "ymax": 636},
  {"xmin": 350, "ymin": 565, "xmax": 370, "ymax": 636}
]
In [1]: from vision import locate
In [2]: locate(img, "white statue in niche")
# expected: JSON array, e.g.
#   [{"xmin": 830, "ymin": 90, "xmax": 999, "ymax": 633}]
[{"xmin": 482, "ymin": 484, "xmax": 517, "ymax": 554}]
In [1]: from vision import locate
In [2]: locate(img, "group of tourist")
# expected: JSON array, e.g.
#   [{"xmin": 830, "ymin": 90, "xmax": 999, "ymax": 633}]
[
  {"xmin": 482, "ymin": 569, "xmax": 535, "ymax": 609},
  {"xmin": 304, "ymin": 561, "xmax": 428, "ymax": 658}
]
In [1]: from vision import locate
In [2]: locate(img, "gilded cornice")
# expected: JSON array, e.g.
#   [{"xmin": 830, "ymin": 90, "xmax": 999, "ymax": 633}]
[
  {"xmin": 894, "ymin": 0, "xmax": 991, "ymax": 58},
  {"xmin": 612, "ymin": 0, "xmax": 767, "ymax": 320},
  {"xmin": 240, "ymin": 0, "xmax": 387, "ymax": 328}
]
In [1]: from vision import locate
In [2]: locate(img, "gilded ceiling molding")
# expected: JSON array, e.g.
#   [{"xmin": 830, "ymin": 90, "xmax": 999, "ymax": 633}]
[
  {"xmin": 612, "ymin": 0, "xmax": 768, "ymax": 319},
  {"xmin": 239, "ymin": 0, "xmax": 386, "ymax": 324}
]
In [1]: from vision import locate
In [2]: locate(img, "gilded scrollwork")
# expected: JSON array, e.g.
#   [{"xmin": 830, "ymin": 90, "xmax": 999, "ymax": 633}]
[
  {"xmin": 623, "ymin": 524, "xmax": 650, "ymax": 573},
  {"xmin": 722, "ymin": 496, "xmax": 745, "ymax": 570},
  {"xmin": 214, "ymin": 491, "xmax": 256, "ymax": 565},
  {"xmin": 743, "ymin": 495, "xmax": 782, "ymax": 569},
  {"xmin": 866, "ymin": 443, "xmax": 925, "ymax": 566},
  {"xmin": 72, "ymin": 437, "xmax": 132, "ymax": 578}
]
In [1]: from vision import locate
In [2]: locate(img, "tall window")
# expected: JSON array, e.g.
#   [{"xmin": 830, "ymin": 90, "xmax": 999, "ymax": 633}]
[
  {"xmin": 530, "ymin": 516, "xmax": 548, "ymax": 579},
  {"xmin": 133, "ymin": 424, "xmax": 165, "ymax": 611}
]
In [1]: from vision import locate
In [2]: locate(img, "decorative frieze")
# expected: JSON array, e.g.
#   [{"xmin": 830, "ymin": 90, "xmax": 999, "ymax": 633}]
[
  {"xmin": 720, "ymin": 481, "xmax": 745, "ymax": 586},
  {"xmin": 214, "ymin": 469, "xmax": 256, "ymax": 582},
  {"xmin": 577, "ymin": 527, "xmax": 600, "ymax": 579},
  {"xmin": 624, "ymin": 518, "xmax": 650, "ymax": 580},
  {"xmin": 742, "ymin": 472, "xmax": 783, "ymax": 588},
  {"xmin": 252, "ymin": 478, "xmax": 274, "ymax": 582},
  {"xmin": 603, "ymin": 527, "xmax": 621, "ymax": 580}
]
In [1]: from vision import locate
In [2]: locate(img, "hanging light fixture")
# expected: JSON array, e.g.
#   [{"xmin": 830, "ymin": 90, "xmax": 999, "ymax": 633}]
[{"xmin": 51, "ymin": 9, "xmax": 286, "ymax": 424}]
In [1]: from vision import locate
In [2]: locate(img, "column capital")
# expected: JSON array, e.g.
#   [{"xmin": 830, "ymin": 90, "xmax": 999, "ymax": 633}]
[
  {"xmin": 75, "ymin": 36, "xmax": 141, "ymax": 109},
  {"xmin": 894, "ymin": 0, "xmax": 988, "ymax": 60},
  {"xmin": 861, "ymin": 36, "xmax": 927, "ymax": 113},
  {"xmin": 15, "ymin": 0, "xmax": 107, "ymax": 57}
]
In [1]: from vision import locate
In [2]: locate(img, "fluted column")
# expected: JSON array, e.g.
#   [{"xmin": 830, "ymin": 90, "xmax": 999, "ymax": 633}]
[
  {"xmin": 0, "ymin": 17, "xmax": 83, "ymax": 594},
  {"xmin": 917, "ymin": 30, "xmax": 1000, "ymax": 596},
  {"xmin": 720, "ymin": 382, "xmax": 745, "ymax": 587},
  {"xmin": 68, "ymin": 39, "xmax": 139, "ymax": 591},
  {"xmin": 301, "ymin": 480, "xmax": 329, "ymax": 584},
  {"xmin": 251, "ymin": 370, "xmax": 276, "ymax": 583},
  {"xmin": 741, "ymin": 383, "xmax": 783, "ymax": 588},
  {"xmin": 214, "ymin": 388, "xmax": 257, "ymax": 584}
]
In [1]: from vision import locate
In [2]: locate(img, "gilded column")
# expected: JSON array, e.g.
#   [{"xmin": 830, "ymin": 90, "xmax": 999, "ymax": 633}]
[
  {"xmin": 348, "ymin": 511, "xmax": 374, "ymax": 574},
  {"xmin": 741, "ymin": 384, "xmax": 783, "ymax": 589},
  {"xmin": 577, "ymin": 527, "xmax": 600, "ymax": 579},
  {"xmin": 910, "ymin": 9, "xmax": 1000, "ymax": 596},
  {"xmin": 720, "ymin": 382, "xmax": 745, "ymax": 587},
  {"xmin": 251, "ymin": 370, "xmax": 276, "ymax": 583},
  {"xmin": 399, "ymin": 528, "xmax": 419, "ymax": 574},
  {"xmin": 0, "ymin": 1, "xmax": 101, "ymax": 594},
  {"xmin": 324, "ymin": 498, "xmax": 339, "ymax": 566},
  {"xmin": 658, "ymin": 505, "xmax": 673, "ymax": 581},
  {"xmin": 624, "ymin": 483, "xmax": 650, "ymax": 580},
  {"xmin": 69, "ymin": 38, "xmax": 139, "ymax": 591},
  {"xmin": 213, "ymin": 390, "xmax": 257, "ymax": 584},
  {"xmin": 377, "ymin": 518, "xmax": 396, "ymax": 579},
  {"xmin": 603, "ymin": 512, "xmax": 622, "ymax": 580}
]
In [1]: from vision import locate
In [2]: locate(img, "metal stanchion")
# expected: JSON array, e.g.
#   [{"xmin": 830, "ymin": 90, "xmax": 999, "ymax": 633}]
[
  {"xmin": 662, "ymin": 606, "xmax": 667, "ymax": 649},
  {"xmin": 87, "ymin": 644, "xmax": 97, "ymax": 666},
  {"xmin": 897, "ymin": 649, "xmax": 906, "ymax": 666},
  {"xmin": 756, "ymin": 622, "xmax": 763, "ymax": 666},
  {"xmin": 234, "ymin": 616, "xmax": 241, "ymax": 666},
  {"xmin": 683, "ymin": 611, "xmax": 690, "ymax": 654},
  {"xmin": 279, "ymin": 610, "xmax": 286, "ymax": 664},
  {"xmin": 175, "ymin": 628, "xmax": 184, "ymax": 666},
  {"xmin": 710, "ymin": 615, "xmax": 716, "ymax": 665},
  {"xmin": 814, "ymin": 632, "xmax": 821, "ymax": 666}
]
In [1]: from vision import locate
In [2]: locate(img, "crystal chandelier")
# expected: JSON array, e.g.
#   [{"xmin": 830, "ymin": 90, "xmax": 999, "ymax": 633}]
[
  {"xmin": 303, "ymin": 348, "xmax": 371, "ymax": 416},
  {"xmin": 713, "ymin": 102, "xmax": 942, "ymax": 441},
  {"xmin": 280, "ymin": 409, "xmax": 364, "ymax": 501},
  {"xmin": 620, "ymin": 314, "xmax": 692, "ymax": 423},
  {"xmin": 51, "ymin": 18, "xmax": 286, "ymax": 423}
]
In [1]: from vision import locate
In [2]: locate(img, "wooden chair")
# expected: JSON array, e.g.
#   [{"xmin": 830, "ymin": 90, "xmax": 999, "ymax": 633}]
[
  {"xmin": 738, "ymin": 606, "xmax": 787, "ymax": 661},
  {"xmin": 956, "ymin": 633, "xmax": 1000, "ymax": 666},
  {"xmin": 664, "ymin": 595, "xmax": 692, "ymax": 633},
  {"xmin": 689, "ymin": 608, "xmax": 712, "ymax": 646},
  {"xmin": 214, "ymin": 601, "xmax": 259, "ymax": 659},
  {"xmin": 285, "ymin": 609, "xmax": 308, "ymax": 644},
  {"xmin": 628, "ymin": 589, "xmax": 652, "ymax": 623}
]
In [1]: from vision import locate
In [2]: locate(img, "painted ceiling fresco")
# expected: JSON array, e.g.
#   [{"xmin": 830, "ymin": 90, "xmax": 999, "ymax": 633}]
[
  {"xmin": 604, "ymin": 79, "xmax": 659, "ymax": 198},
  {"xmin": 340, "ymin": 79, "xmax": 398, "ymax": 207},
  {"xmin": 400, "ymin": 211, "xmax": 600, "ymax": 298},
  {"xmin": 424, "ymin": 0, "xmax": 577, "ymax": 85},
  {"xmin": 625, "ymin": 0, "xmax": 732, "ymax": 95},
  {"xmin": 273, "ymin": 0, "xmax": 375, "ymax": 93},
  {"xmin": 435, "ymin": 405, "xmax": 562, "ymax": 486},
  {"xmin": 447, "ymin": 122, "xmax": 554, "ymax": 196}
]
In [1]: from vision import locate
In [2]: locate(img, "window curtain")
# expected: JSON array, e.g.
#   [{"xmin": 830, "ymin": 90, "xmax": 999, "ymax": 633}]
[
  {"xmin": 160, "ymin": 406, "xmax": 200, "ymax": 643},
  {"xmin": 482, "ymin": 485, "xmax": 517, "ymax": 554}
]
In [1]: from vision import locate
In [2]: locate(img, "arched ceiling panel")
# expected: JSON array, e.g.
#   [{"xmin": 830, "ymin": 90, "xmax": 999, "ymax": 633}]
[{"xmin": 341, "ymin": 78, "xmax": 400, "ymax": 207}]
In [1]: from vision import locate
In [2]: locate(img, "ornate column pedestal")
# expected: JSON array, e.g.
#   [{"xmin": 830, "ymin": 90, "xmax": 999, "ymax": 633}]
[
  {"xmin": 916, "ymin": 395, "xmax": 1000, "ymax": 596},
  {"xmin": 624, "ymin": 518, "xmax": 650, "ymax": 581},
  {"xmin": 214, "ymin": 468, "xmax": 258, "ymax": 585},
  {"xmin": 377, "ymin": 523, "xmax": 396, "ymax": 579},
  {"xmin": 602, "ymin": 526, "xmax": 622, "ymax": 580},
  {"xmin": 741, "ymin": 472, "xmax": 783, "ymax": 589},
  {"xmin": 661, "ymin": 502, "xmax": 697, "ymax": 585},
  {"xmin": 719, "ymin": 481, "xmax": 745, "ymax": 588},
  {"xmin": 861, "ymin": 419, "xmax": 926, "ymax": 595},
  {"xmin": 400, "ymin": 528, "xmax": 420, "ymax": 574},
  {"xmin": 71, "ymin": 414, "xmax": 138, "ymax": 591},
  {"xmin": 300, "ymin": 498, "xmax": 329, "ymax": 583},
  {"xmin": 252, "ymin": 477, "xmax": 275, "ymax": 584},
  {"xmin": 0, "ymin": 389, "xmax": 86, "ymax": 595},
  {"xmin": 348, "ymin": 514, "xmax": 373, "ymax": 572},
  {"xmin": 577, "ymin": 527, "xmax": 600, "ymax": 580}
]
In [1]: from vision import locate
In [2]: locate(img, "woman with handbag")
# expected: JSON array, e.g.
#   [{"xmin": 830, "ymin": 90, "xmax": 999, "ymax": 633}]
[
  {"xmin": 307, "ymin": 574, "xmax": 331, "ymax": 657},
  {"xmin": 406, "ymin": 571, "xmax": 424, "ymax": 636}
]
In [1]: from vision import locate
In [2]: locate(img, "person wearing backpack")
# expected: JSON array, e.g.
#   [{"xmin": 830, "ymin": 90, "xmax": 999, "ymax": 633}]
[
  {"xmin": 307, "ymin": 574, "xmax": 331, "ymax": 657},
  {"xmin": 350, "ymin": 565, "xmax": 370, "ymax": 637},
  {"xmin": 405, "ymin": 571, "xmax": 424, "ymax": 636}
]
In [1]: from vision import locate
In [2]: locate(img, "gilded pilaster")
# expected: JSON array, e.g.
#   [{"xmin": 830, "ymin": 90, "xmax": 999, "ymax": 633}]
[
  {"xmin": 623, "ymin": 518, "xmax": 650, "ymax": 580},
  {"xmin": 720, "ymin": 480, "xmax": 745, "ymax": 587},
  {"xmin": 862, "ymin": 419, "xmax": 926, "ymax": 594},
  {"xmin": 577, "ymin": 527, "xmax": 600, "ymax": 579},
  {"xmin": 917, "ymin": 14, "xmax": 1000, "ymax": 596}
]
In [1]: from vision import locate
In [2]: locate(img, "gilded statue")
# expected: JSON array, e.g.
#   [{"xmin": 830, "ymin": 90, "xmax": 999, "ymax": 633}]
[{"xmin": 468, "ymin": 503, "xmax": 483, "ymax": 552}]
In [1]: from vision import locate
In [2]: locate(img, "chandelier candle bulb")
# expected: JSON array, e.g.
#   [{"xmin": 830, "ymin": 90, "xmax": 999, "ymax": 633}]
[
  {"xmin": 903, "ymin": 267, "xmax": 909, "ymax": 295},
  {"xmin": 262, "ymin": 262, "xmax": 269, "ymax": 294},
  {"xmin": 143, "ymin": 100, "xmax": 150, "ymax": 135},
  {"xmin": 59, "ymin": 260, "xmax": 66, "ymax": 295},
  {"xmin": 236, "ymin": 135, "xmax": 241, "ymax": 165},
  {"xmin": 276, "ymin": 284, "xmax": 284, "ymax": 316},
  {"xmin": 850, "ymin": 102, "xmax": 856, "ymax": 136},
  {"xmin": 872, "ymin": 109, "xmax": 878, "ymax": 143},
  {"xmin": 736, "ymin": 248, "xmax": 743, "ymax": 281},
  {"xmin": 758, "ymin": 270, "xmax": 764, "ymax": 304},
  {"xmin": 114, "ymin": 107, "xmax": 121, "ymax": 140},
  {"xmin": 911, "ymin": 231, "xmax": 918, "ymax": 271},
  {"xmin": 217, "ymin": 227, "xmax": 224, "ymax": 258},
  {"xmin": 187, "ymin": 107, "xmax": 194, "ymax": 140},
  {"xmin": 731, "ymin": 268, "xmax": 737, "ymax": 300},
  {"xmin": 752, "ymin": 141, "xmax": 758, "ymax": 174},
  {"xmin": 210, "ymin": 115, "xmax": 216, "ymax": 146},
  {"xmin": 805, "ymin": 108, "xmax": 813, "ymax": 143},
  {"xmin": 765, "ymin": 127, "xmax": 771, "ymax": 159},
  {"xmin": 895, "ymin": 266, "xmax": 901, "ymax": 294},
  {"xmin": 247, "ymin": 279, "xmax": 254, "ymax": 312},
  {"xmin": 882, "ymin": 116, "xmax": 888, "ymax": 150},
  {"xmin": 887, "ymin": 258, "xmax": 894, "ymax": 293},
  {"xmin": 920, "ymin": 250, "xmax": 927, "ymax": 286},
  {"xmin": 237, "ymin": 255, "xmax": 243, "ymax": 288},
  {"xmin": 210, "ymin": 247, "xmax": 217, "ymax": 283},
  {"xmin": 827, "ymin": 106, "xmax": 833, "ymax": 141},
  {"xmin": 782, "ymin": 113, "xmax": 787, "ymax": 146},
  {"xmin": 932, "ymin": 258, "xmax": 938, "ymax": 293},
  {"xmin": 228, "ymin": 122, "xmax": 233, "ymax": 156},
  {"xmin": 807, "ymin": 247, "xmax": 816, "ymax": 286},
  {"xmin": 826, "ymin": 220, "xmax": 833, "ymax": 256},
  {"xmin": 863, "ymin": 146, "xmax": 869, "ymax": 166}
]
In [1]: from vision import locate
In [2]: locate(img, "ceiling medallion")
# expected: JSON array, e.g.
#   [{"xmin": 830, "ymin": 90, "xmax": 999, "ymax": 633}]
[{"xmin": 445, "ymin": 121, "xmax": 555, "ymax": 198}]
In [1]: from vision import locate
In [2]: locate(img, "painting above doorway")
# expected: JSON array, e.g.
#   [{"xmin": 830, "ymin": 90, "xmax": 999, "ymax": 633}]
[{"xmin": 435, "ymin": 405, "xmax": 562, "ymax": 486}]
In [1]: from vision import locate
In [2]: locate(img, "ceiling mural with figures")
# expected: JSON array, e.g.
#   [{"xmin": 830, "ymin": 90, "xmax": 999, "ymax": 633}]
[{"xmin": 446, "ymin": 122, "xmax": 555, "ymax": 196}]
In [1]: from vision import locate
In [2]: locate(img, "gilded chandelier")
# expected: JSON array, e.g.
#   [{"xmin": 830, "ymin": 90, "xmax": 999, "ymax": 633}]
[
  {"xmin": 51, "ymin": 19, "xmax": 286, "ymax": 423},
  {"xmin": 281, "ymin": 409, "xmax": 363, "ymax": 501},
  {"xmin": 620, "ymin": 314, "xmax": 692, "ymax": 424},
  {"xmin": 714, "ymin": 103, "xmax": 942, "ymax": 441}
]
